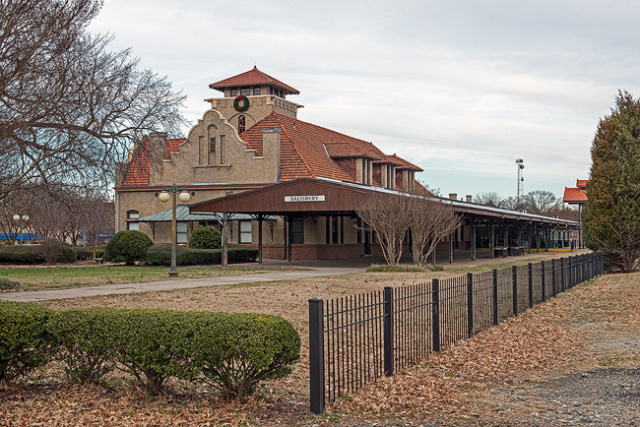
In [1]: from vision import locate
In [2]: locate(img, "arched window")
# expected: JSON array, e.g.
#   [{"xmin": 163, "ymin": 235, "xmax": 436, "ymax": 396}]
[
  {"xmin": 126, "ymin": 210, "xmax": 139, "ymax": 231},
  {"xmin": 238, "ymin": 115, "xmax": 246, "ymax": 134}
]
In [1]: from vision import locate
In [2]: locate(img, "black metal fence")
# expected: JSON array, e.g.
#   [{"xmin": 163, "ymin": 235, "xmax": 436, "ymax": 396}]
[{"xmin": 308, "ymin": 252, "xmax": 604, "ymax": 414}]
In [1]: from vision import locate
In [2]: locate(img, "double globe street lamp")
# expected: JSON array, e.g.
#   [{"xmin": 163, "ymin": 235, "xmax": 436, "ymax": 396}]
[
  {"xmin": 12, "ymin": 213, "xmax": 29, "ymax": 245},
  {"xmin": 157, "ymin": 185, "xmax": 192, "ymax": 276}
]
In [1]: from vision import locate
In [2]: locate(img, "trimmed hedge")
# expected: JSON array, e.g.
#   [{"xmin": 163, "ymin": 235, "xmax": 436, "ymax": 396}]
[
  {"xmin": 0, "ymin": 301, "xmax": 53, "ymax": 381},
  {"xmin": 112, "ymin": 309, "xmax": 200, "ymax": 395},
  {"xmin": 104, "ymin": 230, "xmax": 153, "ymax": 265},
  {"xmin": 0, "ymin": 304, "xmax": 300, "ymax": 397},
  {"xmin": 47, "ymin": 307, "xmax": 121, "ymax": 383},
  {"xmin": 143, "ymin": 244, "xmax": 258, "ymax": 266},
  {"xmin": 190, "ymin": 312, "xmax": 301, "ymax": 400},
  {"xmin": 0, "ymin": 245, "xmax": 45, "ymax": 264},
  {"xmin": 189, "ymin": 226, "xmax": 222, "ymax": 249}
]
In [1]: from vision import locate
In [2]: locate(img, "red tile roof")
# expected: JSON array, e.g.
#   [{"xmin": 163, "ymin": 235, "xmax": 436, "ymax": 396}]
[
  {"xmin": 387, "ymin": 154, "xmax": 423, "ymax": 171},
  {"xmin": 209, "ymin": 66, "xmax": 300, "ymax": 95},
  {"xmin": 120, "ymin": 112, "xmax": 425, "ymax": 191},
  {"xmin": 121, "ymin": 138, "xmax": 185, "ymax": 186},
  {"xmin": 563, "ymin": 187, "xmax": 588, "ymax": 204},
  {"xmin": 576, "ymin": 179, "xmax": 589, "ymax": 188}
]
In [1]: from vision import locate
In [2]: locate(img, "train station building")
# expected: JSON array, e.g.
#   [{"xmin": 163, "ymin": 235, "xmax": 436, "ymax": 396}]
[{"xmin": 115, "ymin": 67, "xmax": 579, "ymax": 262}]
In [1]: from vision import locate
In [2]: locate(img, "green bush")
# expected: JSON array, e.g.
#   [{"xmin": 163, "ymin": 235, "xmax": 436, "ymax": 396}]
[
  {"xmin": 74, "ymin": 246, "xmax": 107, "ymax": 261},
  {"xmin": 190, "ymin": 312, "xmax": 301, "ymax": 400},
  {"xmin": 189, "ymin": 226, "xmax": 221, "ymax": 249},
  {"xmin": 0, "ymin": 278, "xmax": 21, "ymax": 291},
  {"xmin": 366, "ymin": 264, "xmax": 423, "ymax": 273},
  {"xmin": 111, "ymin": 309, "xmax": 200, "ymax": 395},
  {"xmin": 104, "ymin": 231, "xmax": 153, "ymax": 265},
  {"xmin": 47, "ymin": 307, "xmax": 121, "ymax": 383},
  {"xmin": 0, "ymin": 301, "xmax": 53, "ymax": 381},
  {"xmin": 144, "ymin": 244, "xmax": 258, "ymax": 266},
  {"xmin": 0, "ymin": 245, "xmax": 45, "ymax": 264}
]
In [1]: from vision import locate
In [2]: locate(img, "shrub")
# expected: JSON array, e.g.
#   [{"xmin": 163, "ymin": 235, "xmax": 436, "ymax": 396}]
[
  {"xmin": 366, "ymin": 264, "xmax": 423, "ymax": 273},
  {"xmin": 0, "ymin": 245, "xmax": 45, "ymax": 264},
  {"xmin": 47, "ymin": 307, "xmax": 121, "ymax": 383},
  {"xmin": 189, "ymin": 226, "xmax": 221, "ymax": 249},
  {"xmin": 111, "ymin": 309, "xmax": 200, "ymax": 395},
  {"xmin": 37, "ymin": 239, "xmax": 67, "ymax": 263},
  {"xmin": 0, "ymin": 301, "xmax": 53, "ymax": 381},
  {"xmin": 104, "ymin": 231, "xmax": 153, "ymax": 265},
  {"xmin": 0, "ymin": 278, "xmax": 21, "ymax": 291},
  {"xmin": 190, "ymin": 312, "xmax": 301, "ymax": 400},
  {"xmin": 144, "ymin": 244, "xmax": 258, "ymax": 266}
]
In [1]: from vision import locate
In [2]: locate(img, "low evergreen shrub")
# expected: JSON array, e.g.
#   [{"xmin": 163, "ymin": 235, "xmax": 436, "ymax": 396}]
[
  {"xmin": 143, "ymin": 244, "xmax": 258, "ymax": 266},
  {"xmin": 0, "ymin": 278, "xmax": 21, "ymax": 291},
  {"xmin": 190, "ymin": 312, "xmax": 301, "ymax": 400},
  {"xmin": 47, "ymin": 307, "xmax": 121, "ymax": 383},
  {"xmin": 188, "ymin": 226, "xmax": 221, "ymax": 249},
  {"xmin": 366, "ymin": 264, "xmax": 423, "ymax": 272},
  {"xmin": 0, "ymin": 301, "xmax": 53, "ymax": 381},
  {"xmin": 104, "ymin": 231, "xmax": 153, "ymax": 265},
  {"xmin": 111, "ymin": 309, "xmax": 200, "ymax": 395},
  {"xmin": 0, "ymin": 245, "xmax": 45, "ymax": 264}
]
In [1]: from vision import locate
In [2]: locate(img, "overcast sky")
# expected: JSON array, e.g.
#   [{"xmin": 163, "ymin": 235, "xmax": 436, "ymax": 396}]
[{"xmin": 89, "ymin": 0, "xmax": 640, "ymax": 200}]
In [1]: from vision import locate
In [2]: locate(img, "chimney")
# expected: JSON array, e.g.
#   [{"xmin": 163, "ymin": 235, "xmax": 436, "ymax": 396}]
[
  {"xmin": 149, "ymin": 132, "xmax": 168, "ymax": 185},
  {"xmin": 466, "ymin": 195, "xmax": 472, "ymax": 203},
  {"xmin": 449, "ymin": 193, "xmax": 457, "ymax": 201},
  {"xmin": 262, "ymin": 127, "xmax": 281, "ymax": 181}
]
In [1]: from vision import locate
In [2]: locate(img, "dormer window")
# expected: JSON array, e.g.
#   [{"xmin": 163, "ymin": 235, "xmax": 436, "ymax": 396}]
[
  {"xmin": 230, "ymin": 88, "xmax": 237, "ymax": 97},
  {"xmin": 240, "ymin": 87, "xmax": 250, "ymax": 97},
  {"xmin": 253, "ymin": 87, "xmax": 261, "ymax": 95}
]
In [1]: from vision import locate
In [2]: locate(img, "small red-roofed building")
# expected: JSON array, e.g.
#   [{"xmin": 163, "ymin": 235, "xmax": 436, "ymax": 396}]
[{"xmin": 562, "ymin": 179, "xmax": 588, "ymax": 248}]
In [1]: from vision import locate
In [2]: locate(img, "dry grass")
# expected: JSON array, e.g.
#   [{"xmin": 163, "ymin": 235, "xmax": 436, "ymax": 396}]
[{"xmin": 2, "ymin": 253, "xmax": 633, "ymax": 426}]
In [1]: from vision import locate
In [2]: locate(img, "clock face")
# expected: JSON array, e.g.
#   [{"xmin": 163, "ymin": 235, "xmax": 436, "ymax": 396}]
[{"xmin": 234, "ymin": 95, "xmax": 250, "ymax": 112}]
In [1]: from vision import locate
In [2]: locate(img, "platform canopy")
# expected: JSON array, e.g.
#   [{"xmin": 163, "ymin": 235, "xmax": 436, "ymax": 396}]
[{"xmin": 190, "ymin": 178, "xmax": 579, "ymax": 228}]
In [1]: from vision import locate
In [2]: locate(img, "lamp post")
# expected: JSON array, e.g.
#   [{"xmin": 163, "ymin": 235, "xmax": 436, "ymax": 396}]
[
  {"xmin": 158, "ymin": 184, "xmax": 192, "ymax": 276},
  {"xmin": 12, "ymin": 213, "xmax": 29, "ymax": 245},
  {"xmin": 515, "ymin": 158, "xmax": 525, "ymax": 205}
]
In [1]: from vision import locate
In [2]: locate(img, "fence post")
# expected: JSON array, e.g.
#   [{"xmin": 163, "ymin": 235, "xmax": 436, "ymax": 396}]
[
  {"xmin": 492, "ymin": 269, "xmax": 499, "ymax": 326},
  {"xmin": 541, "ymin": 260, "xmax": 546, "ymax": 302},
  {"xmin": 308, "ymin": 297, "xmax": 325, "ymax": 414},
  {"xmin": 569, "ymin": 256, "xmax": 574, "ymax": 288},
  {"xmin": 467, "ymin": 272, "xmax": 473, "ymax": 338},
  {"xmin": 528, "ymin": 263, "xmax": 533, "ymax": 309},
  {"xmin": 552, "ymin": 259, "xmax": 556, "ymax": 297},
  {"xmin": 561, "ymin": 257, "xmax": 565, "ymax": 292},
  {"xmin": 512, "ymin": 265, "xmax": 518, "ymax": 317},
  {"xmin": 383, "ymin": 286, "xmax": 394, "ymax": 377},
  {"xmin": 432, "ymin": 278, "xmax": 440, "ymax": 352}
]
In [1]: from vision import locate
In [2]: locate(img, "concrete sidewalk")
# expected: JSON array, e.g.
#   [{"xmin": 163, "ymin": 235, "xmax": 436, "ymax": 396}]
[
  {"xmin": 0, "ymin": 265, "xmax": 366, "ymax": 302},
  {"xmin": 0, "ymin": 249, "xmax": 589, "ymax": 302}
]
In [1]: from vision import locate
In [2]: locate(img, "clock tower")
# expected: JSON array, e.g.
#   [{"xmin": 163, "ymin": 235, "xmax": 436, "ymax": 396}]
[{"xmin": 206, "ymin": 66, "xmax": 303, "ymax": 134}]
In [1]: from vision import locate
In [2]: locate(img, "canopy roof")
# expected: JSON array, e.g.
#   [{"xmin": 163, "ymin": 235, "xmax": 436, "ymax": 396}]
[{"xmin": 139, "ymin": 205, "xmax": 276, "ymax": 223}]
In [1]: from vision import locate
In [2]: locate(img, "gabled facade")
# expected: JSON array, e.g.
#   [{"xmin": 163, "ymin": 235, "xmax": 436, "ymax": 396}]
[{"xmin": 114, "ymin": 67, "xmax": 433, "ymax": 258}]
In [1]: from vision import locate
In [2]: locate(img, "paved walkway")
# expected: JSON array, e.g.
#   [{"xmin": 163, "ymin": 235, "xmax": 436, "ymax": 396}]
[{"xmin": 0, "ymin": 249, "xmax": 589, "ymax": 302}]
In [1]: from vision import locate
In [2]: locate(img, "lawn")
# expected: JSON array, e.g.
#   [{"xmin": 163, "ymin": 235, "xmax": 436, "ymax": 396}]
[
  {"xmin": 0, "ymin": 265, "xmax": 279, "ymax": 291},
  {"xmin": 1, "ymin": 249, "xmax": 618, "ymax": 426}
]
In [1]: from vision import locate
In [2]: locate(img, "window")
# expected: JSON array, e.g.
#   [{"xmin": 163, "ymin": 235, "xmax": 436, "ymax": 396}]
[
  {"xmin": 240, "ymin": 87, "xmax": 250, "ymax": 97},
  {"xmin": 239, "ymin": 221, "xmax": 252, "ymax": 243},
  {"xmin": 126, "ymin": 210, "xmax": 139, "ymax": 231},
  {"xmin": 238, "ymin": 115, "xmax": 245, "ymax": 134},
  {"xmin": 253, "ymin": 87, "xmax": 261, "ymax": 95},
  {"xmin": 292, "ymin": 219, "xmax": 304, "ymax": 244},
  {"xmin": 209, "ymin": 137, "xmax": 216, "ymax": 153},
  {"xmin": 331, "ymin": 216, "xmax": 339, "ymax": 244},
  {"xmin": 177, "ymin": 222, "xmax": 187, "ymax": 244},
  {"xmin": 230, "ymin": 88, "xmax": 237, "ymax": 97}
]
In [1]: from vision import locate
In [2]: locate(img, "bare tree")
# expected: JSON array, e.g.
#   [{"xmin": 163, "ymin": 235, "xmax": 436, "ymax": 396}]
[
  {"xmin": 357, "ymin": 194, "xmax": 411, "ymax": 265},
  {"xmin": 77, "ymin": 195, "xmax": 114, "ymax": 258},
  {"xmin": 407, "ymin": 197, "xmax": 462, "ymax": 265},
  {"xmin": 474, "ymin": 192, "xmax": 504, "ymax": 208},
  {"xmin": 0, "ymin": 0, "xmax": 187, "ymax": 201}
]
